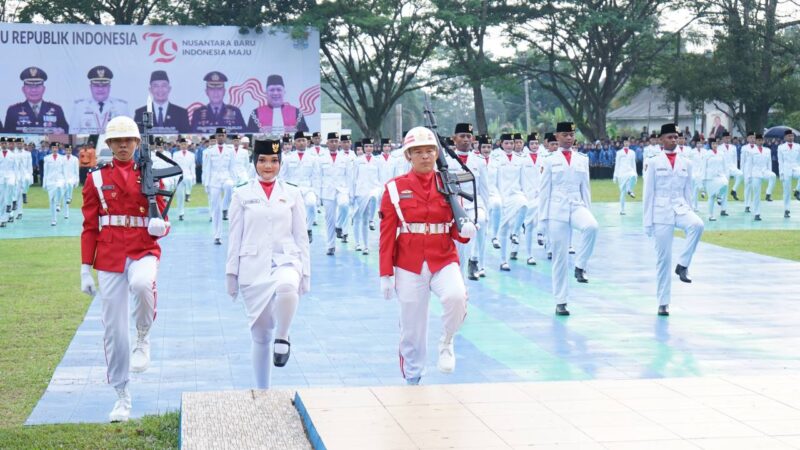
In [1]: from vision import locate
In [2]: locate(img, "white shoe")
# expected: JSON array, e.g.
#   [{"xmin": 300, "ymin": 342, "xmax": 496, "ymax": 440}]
[
  {"xmin": 437, "ymin": 336, "xmax": 456, "ymax": 373},
  {"xmin": 109, "ymin": 386, "xmax": 131, "ymax": 422},
  {"xmin": 130, "ymin": 328, "xmax": 150, "ymax": 373}
]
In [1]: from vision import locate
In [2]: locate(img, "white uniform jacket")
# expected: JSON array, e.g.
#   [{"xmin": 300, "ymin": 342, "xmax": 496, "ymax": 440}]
[
  {"xmin": 16, "ymin": 150, "xmax": 33, "ymax": 183},
  {"xmin": 226, "ymin": 179, "xmax": 310, "ymax": 295},
  {"xmin": 352, "ymin": 153, "xmax": 382, "ymax": 198},
  {"xmin": 613, "ymin": 148, "xmax": 637, "ymax": 181},
  {"xmin": 376, "ymin": 152, "xmax": 396, "ymax": 184},
  {"xmin": 62, "ymin": 154, "xmax": 79, "ymax": 185},
  {"xmin": 172, "ymin": 149, "xmax": 197, "ymax": 184},
  {"xmin": 42, "ymin": 153, "xmax": 65, "ymax": 190},
  {"xmin": 280, "ymin": 151, "xmax": 319, "ymax": 193},
  {"xmin": 316, "ymin": 151, "xmax": 352, "ymax": 201},
  {"xmin": 491, "ymin": 151, "xmax": 527, "ymax": 201},
  {"xmin": 742, "ymin": 145, "xmax": 772, "ymax": 179},
  {"xmin": 538, "ymin": 150, "xmax": 591, "ymax": 223},
  {"xmin": 719, "ymin": 143, "xmax": 739, "ymax": 173},
  {"xmin": 778, "ymin": 142, "xmax": 799, "ymax": 178},
  {"xmin": 70, "ymin": 98, "xmax": 129, "ymax": 134},
  {"xmin": 643, "ymin": 153, "xmax": 694, "ymax": 227},
  {"xmin": 445, "ymin": 150, "xmax": 489, "ymax": 212},
  {"xmin": 0, "ymin": 149, "xmax": 16, "ymax": 184},
  {"xmin": 231, "ymin": 146, "xmax": 251, "ymax": 185},
  {"xmin": 202, "ymin": 144, "xmax": 236, "ymax": 189},
  {"xmin": 703, "ymin": 150, "xmax": 728, "ymax": 187},
  {"xmin": 643, "ymin": 145, "xmax": 661, "ymax": 159}
]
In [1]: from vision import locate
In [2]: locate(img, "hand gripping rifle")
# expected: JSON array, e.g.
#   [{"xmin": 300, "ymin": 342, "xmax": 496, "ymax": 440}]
[
  {"xmin": 422, "ymin": 95, "xmax": 478, "ymax": 231},
  {"xmin": 138, "ymin": 96, "xmax": 183, "ymax": 219}
]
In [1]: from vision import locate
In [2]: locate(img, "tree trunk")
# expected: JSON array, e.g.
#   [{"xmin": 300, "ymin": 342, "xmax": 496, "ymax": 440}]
[{"xmin": 470, "ymin": 79, "xmax": 488, "ymax": 134}]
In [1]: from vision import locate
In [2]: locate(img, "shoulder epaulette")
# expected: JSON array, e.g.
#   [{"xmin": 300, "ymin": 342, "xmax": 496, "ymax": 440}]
[
  {"xmin": 89, "ymin": 162, "xmax": 109, "ymax": 173},
  {"xmin": 284, "ymin": 181, "xmax": 298, "ymax": 187}
]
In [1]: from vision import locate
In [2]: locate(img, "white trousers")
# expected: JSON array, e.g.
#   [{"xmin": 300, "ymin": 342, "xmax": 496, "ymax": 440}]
[
  {"xmin": 488, "ymin": 195, "xmax": 502, "ymax": 240},
  {"xmin": 97, "ymin": 256, "xmax": 158, "ymax": 389},
  {"xmin": 545, "ymin": 206, "xmax": 598, "ymax": 305},
  {"xmin": 395, "ymin": 262, "xmax": 467, "ymax": 380},
  {"xmin": 729, "ymin": 168, "xmax": 743, "ymax": 193},
  {"xmin": 617, "ymin": 175, "xmax": 637, "ymax": 213},
  {"xmin": 499, "ymin": 194, "xmax": 527, "ymax": 262},
  {"xmin": 0, "ymin": 181, "xmax": 12, "ymax": 222},
  {"xmin": 653, "ymin": 212, "xmax": 703, "ymax": 306},
  {"xmin": 705, "ymin": 177, "xmax": 728, "ymax": 217},
  {"xmin": 781, "ymin": 169, "xmax": 800, "ymax": 211},
  {"xmin": 747, "ymin": 176, "xmax": 771, "ymax": 215},
  {"xmin": 47, "ymin": 183, "xmax": 64, "ymax": 223},
  {"xmin": 209, "ymin": 186, "xmax": 225, "ymax": 239},
  {"xmin": 456, "ymin": 207, "xmax": 486, "ymax": 271},
  {"xmin": 175, "ymin": 179, "xmax": 192, "ymax": 216},
  {"xmin": 691, "ymin": 177, "xmax": 703, "ymax": 210},
  {"xmin": 301, "ymin": 189, "xmax": 317, "ymax": 230},
  {"xmin": 353, "ymin": 195, "xmax": 377, "ymax": 249},
  {"xmin": 322, "ymin": 192, "xmax": 350, "ymax": 249},
  {"xmin": 523, "ymin": 200, "xmax": 539, "ymax": 258}
]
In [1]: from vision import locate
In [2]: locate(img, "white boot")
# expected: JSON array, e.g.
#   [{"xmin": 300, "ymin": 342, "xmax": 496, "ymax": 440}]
[
  {"xmin": 109, "ymin": 385, "xmax": 131, "ymax": 422},
  {"xmin": 437, "ymin": 335, "xmax": 456, "ymax": 374},
  {"xmin": 130, "ymin": 327, "xmax": 150, "ymax": 373}
]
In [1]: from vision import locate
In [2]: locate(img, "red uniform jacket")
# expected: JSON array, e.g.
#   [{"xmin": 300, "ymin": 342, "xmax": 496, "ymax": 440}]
[
  {"xmin": 81, "ymin": 160, "xmax": 168, "ymax": 273},
  {"xmin": 379, "ymin": 170, "xmax": 469, "ymax": 277}
]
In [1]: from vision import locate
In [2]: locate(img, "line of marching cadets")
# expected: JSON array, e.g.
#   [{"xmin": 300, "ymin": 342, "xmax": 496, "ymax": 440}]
[
  {"xmin": 76, "ymin": 116, "xmax": 799, "ymax": 423},
  {"xmin": 0, "ymin": 136, "xmax": 55, "ymax": 226}
]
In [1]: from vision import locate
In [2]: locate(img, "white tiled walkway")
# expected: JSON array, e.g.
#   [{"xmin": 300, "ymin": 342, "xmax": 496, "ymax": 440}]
[{"xmin": 294, "ymin": 376, "xmax": 800, "ymax": 449}]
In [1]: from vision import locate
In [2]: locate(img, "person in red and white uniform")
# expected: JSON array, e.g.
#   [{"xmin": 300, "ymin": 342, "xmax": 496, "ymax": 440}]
[
  {"xmin": 79, "ymin": 116, "xmax": 169, "ymax": 422},
  {"xmin": 226, "ymin": 138, "xmax": 310, "ymax": 389},
  {"xmin": 379, "ymin": 126, "xmax": 477, "ymax": 385}
]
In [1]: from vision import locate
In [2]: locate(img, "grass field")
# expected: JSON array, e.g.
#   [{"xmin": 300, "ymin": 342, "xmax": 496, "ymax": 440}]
[
  {"xmin": 0, "ymin": 238, "xmax": 178, "ymax": 448},
  {"xmin": 700, "ymin": 230, "xmax": 800, "ymax": 261},
  {"xmin": 22, "ymin": 177, "xmax": 788, "ymax": 207}
]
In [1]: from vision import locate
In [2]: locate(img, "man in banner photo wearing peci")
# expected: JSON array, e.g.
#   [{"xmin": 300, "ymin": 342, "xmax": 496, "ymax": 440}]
[
  {"xmin": 134, "ymin": 71, "xmax": 190, "ymax": 134},
  {"xmin": 247, "ymin": 74, "xmax": 309, "ymax": 135},
  {"xmin": 5, "ymin": 66, "xmax": 69, "ymax": 134}
]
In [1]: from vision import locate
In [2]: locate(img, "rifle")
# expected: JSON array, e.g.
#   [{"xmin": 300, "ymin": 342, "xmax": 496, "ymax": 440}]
[
  {"xmin": 421, "ymin": 95, "xmax": 478, "ymax": 231},
  {"xmin": 138, "ymin": 96, "xmax": 183, "ymax": 219}
]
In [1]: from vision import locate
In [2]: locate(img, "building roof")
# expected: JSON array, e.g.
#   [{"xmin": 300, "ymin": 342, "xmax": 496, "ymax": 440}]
[{"xmin": 608, "ymin": 86, "xmax": 695, "ymax": 121}]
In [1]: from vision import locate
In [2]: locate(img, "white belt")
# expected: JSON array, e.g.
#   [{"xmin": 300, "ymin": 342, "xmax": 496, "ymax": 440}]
[
  {"xmin": 400, "ymin": 223, "xmax": 450, "ymax": 234},
  {"xmin": 99, "ymin": 215, "xmax": 149, "ymax": 228}
]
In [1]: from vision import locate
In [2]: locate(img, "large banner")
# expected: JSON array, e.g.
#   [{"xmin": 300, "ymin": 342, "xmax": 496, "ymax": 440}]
[{"xmin": 0, "ymin": 23, "xmax": 320, "ymax": 136}]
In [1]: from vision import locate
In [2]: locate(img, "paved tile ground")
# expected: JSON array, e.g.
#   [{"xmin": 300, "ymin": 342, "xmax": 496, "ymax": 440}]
[
  {"xmin": 293, "ymin": 375, "xmax": 800, "ymax": 449},
  {"xmin": 11, "ymin": 200, "xmax": 800, "ymax": 424}
]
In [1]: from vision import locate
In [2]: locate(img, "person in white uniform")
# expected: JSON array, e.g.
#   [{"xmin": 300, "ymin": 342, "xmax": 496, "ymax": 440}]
[
  {"xmin": 538, "ymin": 122, "xmax": 598, "ymax": 316},
  {"xmin": 202, "ymin": 127, "xmax": 237, "ymax": 244},
  {"xmin": 474, "ymin": 136, "xmax": 496, "ymax": 277},
  {"xmin": 0, "ymin": 138, "xmax": 17, "ymax": 226},
  {"xmin": 493, "ymin": 133, "xmax": 527, "ymax": 271},
  {"xmin": 718, "ymin": 132, "xmax": 742, "ymax": 201},
  {"xmin": 643, "ymin": 123, "xmax": 704, "ymax": 316},
  {"xmin": 741, "ymin": 131, "xmax": 756, "ymax": 212},
  {"xmin": 317, "ymin": 132, "xmax": 351, "ymax": 255},
  {"xmin": 171, "ymin": 138, "xmax": 196, "ymax": 221},
  {"xmin": 643, "ymin": 134, "xmax": 661, "ymax": 159},
  {"xmin": 62, "ymin": 144, "xmax": 79, "ymax": 218},
  {"xmin": 231, "ymin": 134, "xmax": 251, "ymax": 189},
  {"xmin": 42, "ymin": 142, "xmax": 66, "ymax": 226},
  {"xmin": 687, "ymin": 141, "xmax": 706, "ymax": 210},
  {"xmin": 379, "ymin": 127, "xmax": 476, "ymax": 385},
  {"xmin": 280, "ymin": 130, "xmax": 319, "ymax": 243},
  {"xmin": 521, "ymin": 132, "xmax": 542, "ymax": 265},
  {"xmin": 351, "ymin": 139, "xmax": 381, "ymax": 255},
  {"xmin": 743, "ymin": 133, "xmax": 773, "ymax": 221},
  {"xmin": 13, "ymin": 139, "xmax": 33, "ymax": 220},
  {"xmin": 777, "ymin": 129, "xmax": 800, "ymax": 218},
  {"xmin": 226, "ymin": 138, "xmax": 310, "ymax": 389},
  {"xmin": 702, "ymin": 138, "xmax": 729, "ymax": 221},
  {"xmin": 612, "ymin": 136, "xmax": 638, "ymax": 215}
]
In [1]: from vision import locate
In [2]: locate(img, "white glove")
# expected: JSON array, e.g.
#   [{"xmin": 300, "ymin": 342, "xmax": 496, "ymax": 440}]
[
  {"xmin": 645, "ymin": 226, "xmax": 654, "ymax": 238},
  {"xmin": 458, "ymin": 221, "xmax": 477, "ymax": 239},
  {"xmin": 380, "ymin": 276, "xmax": 395, "ymax": 301},
  {"xmin": 147, "ymin": 218, "xmax": 168, "ymax": 237},
  {"xmin": 226, "ymin": 274, "xmax": 239, "ymax": 300},
  {"xmin": 80, "ymin": 264, "xmax": 97, "ymax": 296}
]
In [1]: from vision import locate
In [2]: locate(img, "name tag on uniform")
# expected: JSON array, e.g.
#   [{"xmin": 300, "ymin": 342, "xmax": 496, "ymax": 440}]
[
  {"xmin": 244, "ymin": 199, "xmax": 263, "ymax": 205},
  {"xmin": 400, "ymin": 189, "xmax": 413, "ymax": 199},
  {"xmin": 101, "ymin": 185, "xmax": 115, "ymax": 190},
  {"xmin": 656, "ymin": 168, "xmax": 668, "ymax": 172}
]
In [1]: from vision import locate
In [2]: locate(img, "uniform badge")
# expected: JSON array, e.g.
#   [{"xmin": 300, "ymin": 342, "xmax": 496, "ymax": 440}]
[
  {"xmin": 111, "ymin": 192, "xmax": 117, "ymax": 198},
  {"xmin": 101, "ymin": 185, "xmax": 114, "ymax": 190},
  {"xmin": 540, "ymin": 166, "xmax": 544, "ymax": 173},
  {"xmin": 279, "ymin": 198, "xmax": 287, "ymax": 203},
  {"xmin": 244, "ymin": 199, "xmax": 262, "ymax": 205}
]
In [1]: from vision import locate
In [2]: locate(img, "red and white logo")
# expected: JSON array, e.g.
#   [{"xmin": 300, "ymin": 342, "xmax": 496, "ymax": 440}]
[{"xmin": 143, "ymin": 32, "xmax": 178, "ymax": 63}]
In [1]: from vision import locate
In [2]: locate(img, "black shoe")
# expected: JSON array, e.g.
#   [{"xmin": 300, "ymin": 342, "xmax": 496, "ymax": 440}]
[
  {"xmin": 22, "ymin": 193, "xmax": 27, "ymax": 204},
  {"xmin": 16, "ymin": 213, "xmax": 22, "ymax": 220},
  {"xmin": 369, "ymin": 221, "xmax": 375, "ymax": 231},
  {"xmin": 555, "ymin": 304, "xmax": 570, "ymax": 316},
  {"xmin": 720, "ymin": 210, "xmax": 728, "ymax": 217},
  {"xmin": 510, "ymin": 234, "xmax": 519, "ymax": 245},
  {"xmin": 186, "ymin": 194, "xmax": 191, "ymax": 202},
  {"xmin": 214, "ymin": 238, "xmax": 222, "ymax": 245},
  {"xmin": 537, "ymin": 234, "xmax": 544, "ymax": 246},
  {"xmin": 66, "ymin": 200, "xmax": 70, "ymax": 205},
  {"xmin": 547, "ymin": 252, "xmax": 552, "ymax": 260},
  {"xmin": 658, "ymin": 305, "xmax": 669, "ymax": 316},
  {"xmin": 745, "ymin": 207, "xmax": 751, "ymax": 213},
  {"xmin": 574, "ymin": 267, "xmax": 588, "ymax": 283},
  {"xmin": 326, "ymin": 248, "xmax": 335, "ymax": 256},
  {"xmin": 568, "ymin": 246, "xmax": 575, "ymax": 255},
  {"xmin": 341, "ymin": 234, "xmax": 348, "ymax": 243},
  {"xmin": 209, "ymin": 217, "xmax": 212, "ymax": 222},
  {"xmin": 492, "ymin": 238, "xmax": 500, "ymax": 249},
  {"xmin": 223, "ymin": 210, "xmax": 228, "ymax": 220},
  {"xmin": 709, "ymin": 216, "xmax": 716, "ymax": 221},
  {"xmin": 467, "ymin": 260, "xmax": 479, "ymax": 281},
  {"xmin": 754, "ymin": 214, "xmax": 762, "ymax": 221},
  {"xmin": 716, "ymin": 197, "xmax": 722, "ymax": 206},
  {"xmin": 510, "ymin": 251, "xmax": 518, "ymax": 260},
  {"xmin": 179, "ymin": 215, "xmax": 184, "ymax": 221},
  {"xmin": 0, "ymin": 222, "xmax": 5, "ymax": 228},
  {"xmin": 675, "ymin": 264, "xmax": 691, "ymax": 283},
  {"xmin": 766, "ymin": 194, "xmax": 772, "ymax": 202},
  {"xmin": 700, "ymin": 192, "xmax": 706, "ymax": 199},
  {"xmin": 731, "ymin": 190, "xmax": 739, "ymax": 201},
  {"xmin": 795, "ymin": 190, "xmax": 800, "ymax": 201},
  {"xmin": 628, "ymin": 191, "xmax": 636, "ymax": 199},
  {"xmin": 500, "ymin": 262, "xmax": 510, "ymax": 271},
  {"xmin": 273, "ymin": 339, "xmax": 291, "ymax": 367},
  {"xmin": 7, "ymin": 216, "xmax": 13, "ymax": 223},
  {"xmin": 335, "ymin": 227, "xmax": 343, "ymax": 239},
  {"xmin": 785, "ymin": 210, "xmax": 791, "ymax": 218},
  {"xmin": 307, "ymin": 230, "xmax": 313, "ymax": 243},
  {"xmin": 527, "ymin": 257, "xmax": 536, "ymax": 265},
  {"xmin": 313, "ymin": 221, "xmax": 317, "ymax": 226},
  {"xmin": 12, "ymin": 201, "xmax": 17, "ymax": 210}
]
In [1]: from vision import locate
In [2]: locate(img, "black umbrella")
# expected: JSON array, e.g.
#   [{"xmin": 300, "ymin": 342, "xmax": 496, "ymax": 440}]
[{"xmin": 764, "ymin": 126, "xmax": 800, "ymax": 139}]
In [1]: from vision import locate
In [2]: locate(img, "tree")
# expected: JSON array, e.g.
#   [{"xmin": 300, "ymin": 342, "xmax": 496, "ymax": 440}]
[
  {"xmin": 432, "ymin": 0, "xmax": 513, "ymax": 134},
  {"xmin": 659, "ymin": 0, "xmax": 800, "ymax": 133},
  {"xmin": 301, "ymin": 0, "xmax": 442, "ymax": 139},
  {"xmin": 172, "ymin": 0, "xmax": 312, "ymax": 29},
  {"xmin": 507, "ymin": 0, "xmax": 692, "ymax": 141},
  {"xmin": 19, "ymin": 0, "xmax": 170, "ymax": 24}
]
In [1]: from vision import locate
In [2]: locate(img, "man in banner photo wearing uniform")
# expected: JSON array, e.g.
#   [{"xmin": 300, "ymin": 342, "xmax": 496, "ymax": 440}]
[
  {"xmin": 71, "ymin": 65, "xmax": 129, "ymax": 134},
  {"xmin": 191, "ymin": 71, "xmax": 247, "ymax": 133},
  {"xmin": 247, "ymin": 74, "xmax": 309, "ymax": 135},
  {"xmin": 379, "ymin": 127, "xmax": 476, "ymax": 385},
  {"xmin": 5, "ymin": 67, "xmax": 69, "ymax": 134},
  {"xmin": 134, "ymin": 71, "xmax": 190, "ymax": 134},
  {"xmin": 79, "ymin": 116, "xmax": 170, "ymax": 422}
]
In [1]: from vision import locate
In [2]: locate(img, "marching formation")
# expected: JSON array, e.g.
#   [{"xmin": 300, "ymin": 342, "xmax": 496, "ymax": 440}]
[
  {"xmin": 0, "ymin": 137, "xmax": 35, "ymax": 226},
  {"xmin": 72, "ymin": 113, "xmax": 799, "ymax": 422}
]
